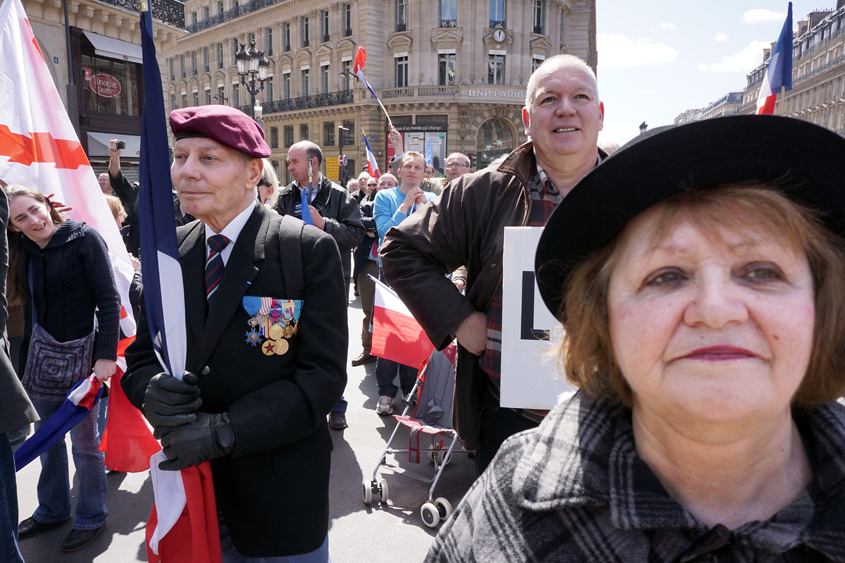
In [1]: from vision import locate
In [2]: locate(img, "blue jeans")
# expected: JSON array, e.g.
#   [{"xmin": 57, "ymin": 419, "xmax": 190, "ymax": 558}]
[
  {"xmin": 0, "ymin": 433, "xmax": 24, "ymax": 563},
  {"xmin": 32, "ymin": 402, "xmax": 107, "ymax": 530},
  {"xmin": 375, "ymin": 359, "xmax": 417, "ymax": 399}
]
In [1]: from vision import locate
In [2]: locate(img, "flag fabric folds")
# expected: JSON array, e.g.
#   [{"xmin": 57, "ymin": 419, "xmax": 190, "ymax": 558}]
[
  {"xmin": 756, "ymin": 2, "xmax": 793, "ymax": 115},
  {"xmin": 425, "ymin": 139, "xmax": 433, "ymax": 167},
  {"xmin": 0, "ymin": 0, "xmax": 136, "ymax": 338},
  {"xmin": 14, "ymin": 375, "xmax": 103, "ymax": 471},
  {"xmin": 353, "ymin": 46, "xmax": 393, "ymax": 126},
  {"xmin": 99, "ymin": 337, "xmax": 161, "ymax": 473},
  {"xmin": 370, "ymin": 276, "xmax": 435, "ymax": 368},
  {"xmin": 138, "ymin": 7, "xmax": 220, "ymax": 562},
  {"xmin": 363, "ymin": 135, "xmax": 381, "ymax": 179}
]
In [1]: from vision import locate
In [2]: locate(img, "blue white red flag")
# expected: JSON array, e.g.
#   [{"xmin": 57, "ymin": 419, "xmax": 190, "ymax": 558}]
[
  {"xmin": 363, "ymin": 135, "xmax": 381, "ymax": 179},
  {"xmin": 354, "ymin": 47, "xmax": 393, "ymax": 126},
  {"xmin": 757, "ymin": 3, "xmax": 793, "ymax": 115},
  {"xmin": 138, "ymin": 8, "xmax": 221, "ymax": 563},
  {"xmin": 425, "ymin": 139, "xmax": 433, "ymax": 167},
  {"xmin": 14, "ymin": 375, "xmax": 103, "ymax": 471}
]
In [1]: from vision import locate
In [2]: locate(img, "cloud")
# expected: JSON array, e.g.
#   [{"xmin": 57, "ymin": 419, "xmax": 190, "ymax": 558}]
[
  {"xmin": 596, "ymin": 33, "xmax": 678, "ymax": 68},
  {"xmin": 741, "ymin": 9, "xmax": 786, "ymax": 24},
  {"xmin": 699, "ymin": 40, "xmax": 770, "ymax": 72},
  {"xmin": 714, "ymin": 33, "xmax": 729, "ymax": 42},
  {"xmin": 599, "ymin": 122, "xmax": 643, "ymax": 146},
  {"xmin": 652, "ymin": 23, "xmax": 677, "ymax": 31},
  {"xmin": 642, "ymin": 90, "xmax": 655, "ymax": 95}
]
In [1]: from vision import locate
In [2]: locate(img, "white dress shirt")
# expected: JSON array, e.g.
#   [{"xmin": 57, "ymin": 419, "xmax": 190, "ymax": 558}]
[{"xmin": 203, "ymin": 200, "xmax": 257, "ymax": 266}]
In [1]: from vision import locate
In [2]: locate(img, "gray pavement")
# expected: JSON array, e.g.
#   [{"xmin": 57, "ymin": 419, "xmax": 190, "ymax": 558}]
[{"xmin": 14, "ymin": 292, "xmax": 476, "ymax": 562}]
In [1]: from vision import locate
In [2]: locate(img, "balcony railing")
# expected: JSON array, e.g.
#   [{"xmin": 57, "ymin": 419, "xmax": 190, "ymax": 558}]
[
  {"xmin": 395, "ymin": 22, "xmax": 407, "ymax": 32},
  {"xmin": 381, "ymin": 87, "xmax": 415, "ymax": 98},
  {"xmin": 489, "ymin": 19, "xmax": 506, "ymax": 28},
  {"xmin": 343, "ymin": 27, "xmax": 353, "ymax": 37},
  {"xmin": 418, "ymin": 86, "xmax": 460, "ymax": 96},
  {"xmin": 794, "ymin": 54, "xmax": 845, "ymax": 86},
  {"xmin": 440, "ymin": 19, "xmax": 457, "ymax": 28},
  {"xmin": 103, "ymin": 0, "xmax": 185, "ymax": 29},
  {"xmin": 262, "ymin": 90, "xmax": 354, "ymax": 114},
  {"xmin": 533, "ymin": 25, "xmax": 544, "ymax": 35},
  {"xmin": 321, "ymin": 34, "xmax": 330, "ymax": 43},
  {"xmin": 302, "ymin": 39, "xmax": 310, "ymax": 47}
]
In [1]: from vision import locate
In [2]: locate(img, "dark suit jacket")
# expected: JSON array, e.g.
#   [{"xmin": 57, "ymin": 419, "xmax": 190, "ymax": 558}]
[
  {"xmin": 122, "ymin": 204, "xmax": 347, "ymax": 557},
  {"xmin": 0, "ymin": 189, "xmax": 37, "ymax": 434}
]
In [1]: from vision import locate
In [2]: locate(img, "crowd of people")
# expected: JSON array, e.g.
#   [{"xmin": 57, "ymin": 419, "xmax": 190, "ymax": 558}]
[{"xmin": 3, "ymin": 52, "xmax": 845, "ymax": 562}]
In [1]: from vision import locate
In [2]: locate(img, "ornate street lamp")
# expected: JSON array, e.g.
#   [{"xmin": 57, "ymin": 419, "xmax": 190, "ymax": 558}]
[{"xmin": 235, "ymin": 40, "xmax": 270, "ymax": 119}]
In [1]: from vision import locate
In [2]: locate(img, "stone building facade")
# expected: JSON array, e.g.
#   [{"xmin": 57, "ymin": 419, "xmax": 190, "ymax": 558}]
[
  {"xmin": 739, "ymin": 2, "xmax": 845, "ymax": 137},
  {"xmin": 11, "ymin": 0, "xmax": 187, "ymax": 179},
  {"xmin": 166, "ymin": 0, "xmax": 597, "ymax": 183}
]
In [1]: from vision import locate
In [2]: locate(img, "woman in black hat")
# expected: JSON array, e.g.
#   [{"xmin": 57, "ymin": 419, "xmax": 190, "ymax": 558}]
[{"xmin": 425, "ymin": 116, "xmax": 845, "ymax": 562}]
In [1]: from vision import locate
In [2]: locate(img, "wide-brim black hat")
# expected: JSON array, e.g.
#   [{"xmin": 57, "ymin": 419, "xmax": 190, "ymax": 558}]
[{"xmin": 535, "ymin": 115, "xmax": 845, "ymax": 320}]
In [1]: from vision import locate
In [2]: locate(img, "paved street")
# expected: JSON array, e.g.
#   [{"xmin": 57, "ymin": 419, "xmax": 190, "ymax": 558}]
[{"xmin": 14, "ymin": 292, "xmax": 476, "ymax": 562}]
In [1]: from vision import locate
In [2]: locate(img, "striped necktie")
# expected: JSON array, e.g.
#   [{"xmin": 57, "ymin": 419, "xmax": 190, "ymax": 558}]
[{"xmin": 205, "ymin": 234, "xmax": 229, "ymax": 306}]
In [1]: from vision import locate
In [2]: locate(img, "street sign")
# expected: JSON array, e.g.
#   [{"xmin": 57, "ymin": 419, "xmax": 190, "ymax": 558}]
[{"xmin": 342, "ymin": 155, "xmax": 348, "ymax": 166}]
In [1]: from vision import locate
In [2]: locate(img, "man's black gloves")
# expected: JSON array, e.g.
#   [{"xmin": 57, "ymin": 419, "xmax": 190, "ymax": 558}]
[
  {"xmin": 155, "ymin": 412, "xmax": 235, "ymax": 471},
  {"xmin": 142, "ymin": 372, "xmax": 201, "ymax": 427}
]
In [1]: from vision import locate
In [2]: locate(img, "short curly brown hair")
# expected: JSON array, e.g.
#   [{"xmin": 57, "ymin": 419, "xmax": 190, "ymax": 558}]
[{"xmin": 559, "ymin": 185, "xmax": 845, "ymax": 407}]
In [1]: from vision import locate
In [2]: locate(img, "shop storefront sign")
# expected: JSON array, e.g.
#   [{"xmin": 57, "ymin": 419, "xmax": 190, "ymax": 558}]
[
  {"xmin": 467, "ymin": 89, "xmax": 525, "ymax": 99},
  {"xmin": 89, "ymin": 72, "xmax": 122, "ymax": 98}
]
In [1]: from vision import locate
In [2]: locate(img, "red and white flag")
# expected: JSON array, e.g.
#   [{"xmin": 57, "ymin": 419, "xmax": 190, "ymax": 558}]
[
  {"xmin": 0, "ymin": 0, "xmax": 136, "ymax": 337},
  {"xmin": 371, "ymin": 277, "xmax": 434, "ymax": 368}
]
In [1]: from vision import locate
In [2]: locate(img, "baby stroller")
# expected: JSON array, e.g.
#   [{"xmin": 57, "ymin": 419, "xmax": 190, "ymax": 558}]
[{"xmin": 362, "ymin": 344, "xmax": 469, "ymax": 528}]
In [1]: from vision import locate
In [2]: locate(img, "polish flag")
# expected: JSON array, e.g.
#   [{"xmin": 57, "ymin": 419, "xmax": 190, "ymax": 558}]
[
  {"xmin": 0, "ymin": 0, "xmax": 136, "ymax": 337},
  {"xmin": 757, "ymin": 3, "xmax": 793, "ymax": 115},
  {"xmin": 371, "ymin": 277, "xmax": 434, "ymax": 368}
]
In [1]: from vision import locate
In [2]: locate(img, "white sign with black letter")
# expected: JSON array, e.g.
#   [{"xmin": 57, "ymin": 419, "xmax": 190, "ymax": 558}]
[{"xmin": 500, "ymin": 227, "xmax": 577, "ymax": 409}]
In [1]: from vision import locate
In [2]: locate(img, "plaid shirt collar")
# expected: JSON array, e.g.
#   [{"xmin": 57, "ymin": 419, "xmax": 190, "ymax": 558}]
[
  {"xmin": 509, "ymin": 392, "xmax": 845, "ymax": 559},
  {"xmin": 531, "ymin": 160, "xmax": 562, "ymax": 203}
]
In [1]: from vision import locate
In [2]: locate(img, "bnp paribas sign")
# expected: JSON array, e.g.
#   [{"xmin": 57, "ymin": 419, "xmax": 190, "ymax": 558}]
[{"xmin": 467, "ymin": 89, "xmax": 526, "ymax": 99}]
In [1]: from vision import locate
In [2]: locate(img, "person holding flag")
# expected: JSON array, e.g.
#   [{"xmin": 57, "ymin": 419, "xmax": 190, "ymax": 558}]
[
  {"xmin": 122, "ymin": 105, "xmax": 347, "ymax": 561},
  {"xmin": 6, "ymin": 184, "xmax": 119, "ymax": 552}
]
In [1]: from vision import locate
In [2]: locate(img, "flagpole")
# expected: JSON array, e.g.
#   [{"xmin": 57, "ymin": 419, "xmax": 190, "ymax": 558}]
[{"xmin": 780, "ymin": 85, "xmax": 787, "ymax": 117}]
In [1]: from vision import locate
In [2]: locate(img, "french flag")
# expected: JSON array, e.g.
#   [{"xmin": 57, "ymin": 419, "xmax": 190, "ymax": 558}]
[
  {"xmin": 370, "ymin": 277, "xmax": 434, "ymax": 368},
  {"xmin": 363, "ymin": 135, "xmax": 381, "ymax": 179},
  {"xmin": 757, "ymin": 3, "xmax": 793, "ymax": 115},
  {"xmin": 137, "ymin": 7, "xmax": 221, "ymax": 563}
]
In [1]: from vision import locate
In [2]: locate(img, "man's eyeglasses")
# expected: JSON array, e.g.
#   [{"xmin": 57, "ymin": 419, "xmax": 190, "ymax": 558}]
[
  {"xmin": 445, "ymin": 162, "xmax": 470, "ymax": 169},
  {"xmin": 367, "ymin": 183, "xmax": 378, "ymax": 187}
]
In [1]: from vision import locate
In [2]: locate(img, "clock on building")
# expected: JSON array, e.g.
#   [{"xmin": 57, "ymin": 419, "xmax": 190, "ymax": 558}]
[{"xmin": 493, "ymin": 29, "xmax": 505, "ymax": 43}]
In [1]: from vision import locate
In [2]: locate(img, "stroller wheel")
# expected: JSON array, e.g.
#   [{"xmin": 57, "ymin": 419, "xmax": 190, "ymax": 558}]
[
  {"xmin": 434, "ymin": 497, "xmax": 453, "ymax": 521},
  {"xmin": 428, "ymin": 450, "xmax": 452, "ymax": 467},
  {"xmin": 378, "ymin": 479, "xmax": 389, "ymax": 504},
  {"xmin": 421, "ymin": 502, "xmax": 441, "ymax": 528},
  {"xmin": 362, "ymin": 481, "xmax": 373, "ymax": 504}
]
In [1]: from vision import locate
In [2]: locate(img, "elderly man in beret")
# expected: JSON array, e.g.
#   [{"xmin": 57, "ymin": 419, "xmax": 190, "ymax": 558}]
[{"xmin": 122, "ymin": 105, "xmax": 347, "ymax": 561}]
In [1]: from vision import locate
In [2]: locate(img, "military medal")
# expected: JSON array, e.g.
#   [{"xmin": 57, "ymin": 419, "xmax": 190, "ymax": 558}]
[
  {"xmin": 284, "ymin": 324, "xmax": 294, "ymax": 338},
  {"xmin": 273, "ymin": 339, "xmax": 289, "ymax": 355},
  {"xmin": 245, "ymin": 328, "xmax": 261, "ymax": 346},
  {"xmin": 262, "ymin": 340, "xmax": 276, "ymax": 356},
  {"xmin": 268, "ymin": 323, "xmax": 284, "ymax": 340},
  {"xmin": 243, "ymin": 297, "xmax": 304, "ymax": 354}
]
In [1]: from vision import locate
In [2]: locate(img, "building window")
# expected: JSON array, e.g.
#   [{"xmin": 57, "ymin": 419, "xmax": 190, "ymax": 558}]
[
  {"xmin": 488, "ymin": 54, "xmax": 505, "ymax": 85},
  {"xmin": 203, "ymin": 6, "xmax": 209, "ymax": 19},
  {"xmin": 192, "ymin": 11, "xmax": 197, "ymax": 25},
  {"xmin": 233, "ymin": 84, "xmax": 239, "ymax": 106},
  {"xmin": 169, "ymin": 58, "xmax": 174, "ymax": 80},
  {"xmin": 217, "ymin": 43, "xmax": 223, "ymax": 69},
  {"xmin": 342, "ymin": 60, "xmax": 352, "ymax": 90},
  {"xmin": 191, "ymin": 52, "xmax": 197, "ymax": 75},
  {"xmin": 205, "ymin": 89, "xmax": 211, "ymax": 104},
  {"xmin": 193, "ymin": 91, "xmax": 199, "ymax": 106},
  {"xmin": 532, "ymin": 56, "xmax": 543, "ymax": 74},
  {"xmin": 248, "ymin": 32, "xmax": 255, "ymax": 47},
  {"xmin": 490, "ymin": 0, "xmax": 506, "ymax": 27},
  {"xmin": 533, "ymin": 0, "xmax": 545, "ymax": 34},
  {"xmin": 271, "ymin": 127, "xmax": 279, "ymax": 148},
  {"xmin": 180, "ymin": 55, "xmax": 185, "ymax": 78},
  {"xmin": 265, "ymin": 28, "xmax": 273, "ymax": 56},
  {"xmin": 203, "ymin": 47, "xmax": 209, "ymax": 72},
  {"xmin": 324, "ymin": 121, "xmax": 335, "ymax": 146},
  {"xmin": 283, "ymin": 73, "xmax": 291, "ymax": 99},
  {"xmin": 438, "ymin": 52, "xmax": 456, "ymax": 85},
  {"xmin": 320, "ymin": 10, "xmax": 330, "ymax": 43},
  {"xmin": 267, "ymin": 76, "xmax": 274, "ymax": 101},
  {"xmin": 217, "ymin": 86, "xmax": 224, "ymax": 103},
  {"xmin": 395, "ymin": 0, "xmax": 407, "ymax": 32},
  {"xmin": 395, "ymin": 56, "xmax": 408, "ymax": 87},
  {"xmin": 343, "ymin": 119, "xmax": 354, "ymax": 146},
  {"xmin": 321, "ymin": 65, "xmax": 329, "ymax": 94},
  {"xmin": 181, "ymin": 93, "xmax": 187, "ymax": 107},
  {"xmin": 218, "ymin": 0, "xmax": 223, "ymax": 14},
  {"xmin": 343, "ymin": 4, "xmax": 352, "ymax": 36},
  {"xmin": 300, "ymin": 123, "xmax": 309, "ymax": 141},
  {"xmin": 171, "ymin": 94, "xmax": 176, "ymax": 110},
  {"xmin": 282, "ymin": 22, "xmax": 291, "ymax": 52},
  {"xmin": 477, "ymin": 118, "xmax": 514, "ymax": 168},
  {"xmin": 560, "ymin": 9, "xmax": 565, "ymax": 42},
  {"xmin": 232, "ymin": 38, "xmax": 239, "ymax": 60},
  {"xmin": 301, "ymin": 17, "xmax": 310, "ymax": 47},
  {"xmin": 301, "ymin": 69, "xmax": 310, "ymax": 96},
  {"xmin": 440, "ymin": 0, "xmax": 456, "ymax": 27},
  {"xmin": 284, "ymin": 125, "xmax": 294, "ymax": 147}
]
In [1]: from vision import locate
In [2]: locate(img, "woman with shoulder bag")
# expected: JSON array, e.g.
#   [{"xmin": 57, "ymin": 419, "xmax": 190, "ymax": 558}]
[{"xmin": 5, "ymin": 184, "xmax": 119, "ymax": 553}]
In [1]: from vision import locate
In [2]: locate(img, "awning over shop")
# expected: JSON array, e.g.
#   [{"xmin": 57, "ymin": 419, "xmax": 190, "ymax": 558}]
[
  {"xmin": 87, "ymin": 132, "xmax": 142, "ymax": 158},
  {"xmin": 82, "ymin": 31, "xmax": 143, "ymax": 65}
]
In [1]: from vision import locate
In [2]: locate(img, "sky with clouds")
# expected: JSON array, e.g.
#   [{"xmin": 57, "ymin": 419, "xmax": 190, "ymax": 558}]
[{"xmin": 595, "ymin": 1, "xmax": 827, "ymax": 145}]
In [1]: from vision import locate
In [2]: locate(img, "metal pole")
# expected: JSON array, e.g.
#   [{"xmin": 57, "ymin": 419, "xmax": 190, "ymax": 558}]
[{"xmin": 63, "ymin": 0, "xmax": 80, "ymax": 137}]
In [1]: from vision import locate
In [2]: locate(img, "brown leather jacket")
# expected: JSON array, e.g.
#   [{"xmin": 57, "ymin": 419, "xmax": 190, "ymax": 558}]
[{"xmin": 381, "ymin": 142, "xmax": 538, "ymax": 451}]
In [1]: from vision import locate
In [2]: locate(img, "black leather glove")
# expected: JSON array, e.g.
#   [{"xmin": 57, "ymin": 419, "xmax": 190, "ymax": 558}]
[
  {"xmin": 142, "ymin": 372, "xmax": 201, "ymax": 428},
  {"xmin": 155, "ymin": 412, "xmax": 235, "ymax": 471}
]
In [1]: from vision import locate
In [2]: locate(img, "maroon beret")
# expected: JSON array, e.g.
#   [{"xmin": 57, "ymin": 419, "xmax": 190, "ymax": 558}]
[{"xmin": 170, "ymin": 105, "xmax": 271, "ymax": 158}]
